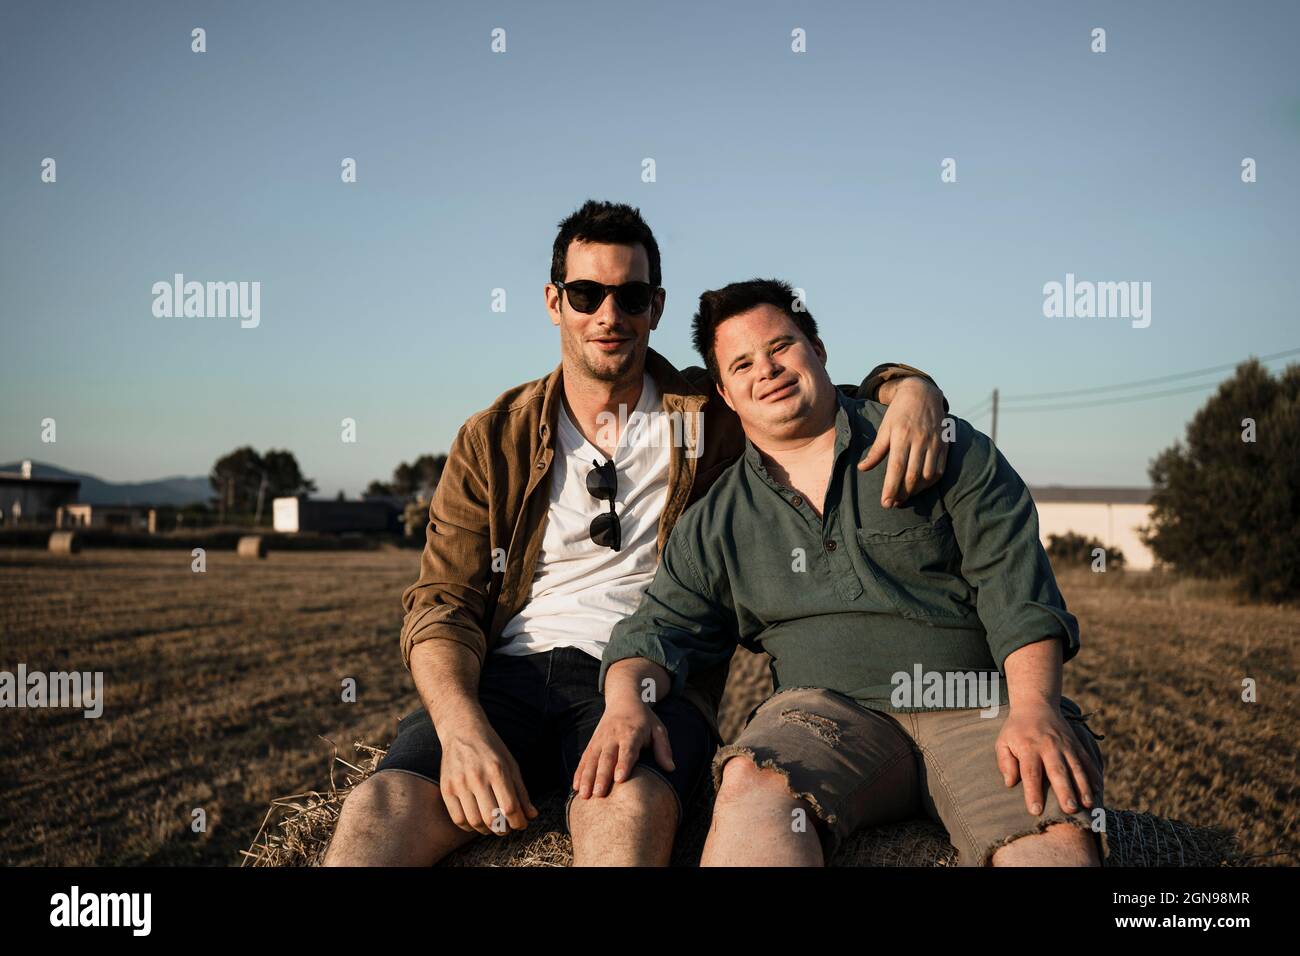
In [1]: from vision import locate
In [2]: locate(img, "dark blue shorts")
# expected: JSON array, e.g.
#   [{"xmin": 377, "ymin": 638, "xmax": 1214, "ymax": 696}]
[{"xmin": 375, "ymin": 646, "xmax": 715, "ymax": 830}]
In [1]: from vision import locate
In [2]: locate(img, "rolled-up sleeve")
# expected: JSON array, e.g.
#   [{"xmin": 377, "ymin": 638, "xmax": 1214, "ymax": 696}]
[
  {"xmin": 855, "ymin": 362, "xmax": 950, "ymax": 413},
  {"xmin": 942, "ymin": 420, "xmax": 1080, "ymax": 670},
  {"xmin": 599, "ymin": 526, "xmax": 738, "ymax": 698},
  {"xmin": 399, "ymin": 420, "xmax": 495, "ymax": 670}
]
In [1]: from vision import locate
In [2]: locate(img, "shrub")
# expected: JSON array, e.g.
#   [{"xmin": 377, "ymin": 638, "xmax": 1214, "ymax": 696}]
[
  {"xmin": 1143, "ymin": 360, "xmax": 1300, "ymax": 601},
  {"xmin": 1047, "ymin": 531, "xmax": 1125, "ymax": 571}
]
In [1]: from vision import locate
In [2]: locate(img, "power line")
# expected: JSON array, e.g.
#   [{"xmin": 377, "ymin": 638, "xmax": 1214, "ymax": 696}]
[
  {"xmin": 955, "ymin": 345, "xmax": 1297, "ymax": 422},
  {"xmin": 999, "ymin": 379, "xmax": 1221, "ymax": 413},
  {"xmin": 999, "ymin": 346, "xmax": 1300, "ymax": 404}
]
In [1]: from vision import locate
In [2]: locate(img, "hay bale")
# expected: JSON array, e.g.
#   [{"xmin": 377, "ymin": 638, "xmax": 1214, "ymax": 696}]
[
  {"xmin": 48, "ymin": 530, "xmax": 81, "ymax": 554},
  {"xmin": 237, "ymin": 535, "xmax": 267, "ymax": 559},
  {"xmin": 244, "ymin": 741, "xmax": 1241, "ymax": 868}
]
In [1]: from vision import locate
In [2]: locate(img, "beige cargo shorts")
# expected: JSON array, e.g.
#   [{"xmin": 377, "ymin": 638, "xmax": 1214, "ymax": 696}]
[{"xmin": 712, "ymin": 686, "xmax": 1107, "ymax": 866}]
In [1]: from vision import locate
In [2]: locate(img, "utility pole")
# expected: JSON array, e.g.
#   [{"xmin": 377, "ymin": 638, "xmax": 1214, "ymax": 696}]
[
  {"xmin": 991, "ymin": 388, "xmax": 999, "ymax": 446},
  {"xmin": 253, "ymin": 471, "xmax": 268, "ymax": 527}
]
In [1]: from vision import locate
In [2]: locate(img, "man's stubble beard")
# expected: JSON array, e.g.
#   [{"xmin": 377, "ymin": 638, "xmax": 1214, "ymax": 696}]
[{"xmin": 570, "ymin": 334, "xmax": 646, "ymax": 390}]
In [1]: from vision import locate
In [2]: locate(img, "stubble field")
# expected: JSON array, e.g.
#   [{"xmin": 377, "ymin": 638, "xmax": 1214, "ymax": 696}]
[{"xmin": 1, "ymin": 548, "xmax": 1295, "ymax": 865}]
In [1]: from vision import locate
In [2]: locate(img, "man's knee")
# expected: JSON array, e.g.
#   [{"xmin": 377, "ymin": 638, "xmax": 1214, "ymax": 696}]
[
  {"xmin": 714, "ymin": 754, "xmax": 797, "ymax": 812},
  {"xmin": 325, "ymin": 771, "xmax": 451, "ymax": 866},
  {"xmin": 341, "ymin": 770, "xmax": 435, "ymax": 824},
  {"xmin": 329, "ymin": 772, "xmax": 435, "ymax": 849},
  {"xmin": 991, "ymin": 820, "xmax": 1100, "ymax": 867},
  {"xmin": 573, "ymin": 766, "xmax": 676, "ymax": 822},
  {"xmin": 569, "ymin": 767, "xmax": 681, "ymax": 865},
  {"xmin": 1041, "ymin": 821, "xmax": 1102, "ymax": 865}
]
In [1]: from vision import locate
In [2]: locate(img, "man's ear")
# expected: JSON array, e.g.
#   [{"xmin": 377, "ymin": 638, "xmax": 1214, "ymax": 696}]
[
  {"xmin": 812, "ymin": 335, "xmax": 828, "ymax": 366},
  {"xmin": 545, "ymin": 284, "xmax": 562, "ymax": 327},
  {"xmin": 650, "ymin": 288, "xmax": 665, "ymax": 331},
  {"xmin": 716, "ymin": 380, "xmax": 736, "ymax": 413}
]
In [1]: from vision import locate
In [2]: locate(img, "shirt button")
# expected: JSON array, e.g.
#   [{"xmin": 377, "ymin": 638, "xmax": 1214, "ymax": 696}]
[
  {"xmin": 536, "ymin": 459, "xmax": 546, "ymax": 470},
  {"xmin": 825, "ymin": 539, "xmax": 837, "ymax": 552},
  {"xmin": 791, "ymin": 496, "xmax": 803, "ymax": 507}
]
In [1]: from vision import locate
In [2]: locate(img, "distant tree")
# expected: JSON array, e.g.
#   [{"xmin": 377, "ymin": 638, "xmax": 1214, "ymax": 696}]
[
  {"xmin": 262, "ymin": 448, "xmax": 317, "ymax": 498},
  {"xmin": 1046, "ymin": 532, "xmax": 1125, "ymax": 571},
  {"xmin": 412, "ymin": 454, "xmax": 447, "ymax": 499},
  {"xmin": 210, "ymin": 447, "xmax": 263, "ymax": 513},
  {"xmin": 367, "ymin": 453, "xmax": 448, "ymax": 502},
  {"xmin": 335, "ymin": 490, "xmax": 346, "ymax": 502},
  {"xmin": 210, "ymin": 447, "xmax": 316, "ymax": 515},
  {"xmin": 392, "ymin": 462, "xmax": 419, "ymax": 496},
  {"xmin": 1143, "ymin": 360, "xmax": 1300, "ymax": 601}
]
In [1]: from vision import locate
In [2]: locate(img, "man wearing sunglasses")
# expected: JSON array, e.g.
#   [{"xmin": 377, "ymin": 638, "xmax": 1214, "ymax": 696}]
[
  {"xmin": 325, "ymin": 201, "xmax": 950, "ymax": 867},
  {"xmin": 592, "ymin": 278, "xmax": 1105, "ymax": 867}
]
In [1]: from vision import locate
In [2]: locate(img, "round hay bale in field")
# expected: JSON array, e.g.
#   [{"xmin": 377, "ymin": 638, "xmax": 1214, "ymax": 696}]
[
  {"xmin": 244, "ymin": 741, "xmax": 1241, "ymax": 868},
  {"xmin": 48, "ymin": 530, "xmax": 81, "ymax": 554},
  {"xmin": 237, "ymin": 535, "xmax": 267, "ymax": 558}
]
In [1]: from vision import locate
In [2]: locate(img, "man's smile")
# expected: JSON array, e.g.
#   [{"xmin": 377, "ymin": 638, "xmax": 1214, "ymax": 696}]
[
  {"xmin": 590, "ymin": 335, "xmax": 633, "ymax": 352},
  {"xmin": 758, "ymin": 378, "xmax": 799, "ymax": 402}
]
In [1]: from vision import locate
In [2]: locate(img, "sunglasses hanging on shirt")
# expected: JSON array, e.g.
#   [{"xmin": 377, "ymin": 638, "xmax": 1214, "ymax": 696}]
[{"xmin": 586, "ymin": 458, "xmax": 622, "ymax": 551}]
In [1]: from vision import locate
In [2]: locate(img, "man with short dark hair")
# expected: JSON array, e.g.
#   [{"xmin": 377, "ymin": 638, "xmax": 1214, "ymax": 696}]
[
  {"xmin": 325, "ymin": 207, "xmax": 950, "ymax": 866},
  {"xmin": 588, "ymin": 277, "xmax": 1106, "ymax": 866}
]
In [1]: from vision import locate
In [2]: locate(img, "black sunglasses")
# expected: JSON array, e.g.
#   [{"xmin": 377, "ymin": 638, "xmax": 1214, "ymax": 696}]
[
  {"xmin": 556, "ymin": 280, "xmax": 657, "ymax": 316},
  {"xmin": 586, "ymin": 458, "xmax": 622, "ymax": 551}
]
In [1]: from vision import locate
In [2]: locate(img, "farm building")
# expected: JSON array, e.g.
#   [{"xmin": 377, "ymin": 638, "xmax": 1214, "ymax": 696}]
[
  {"xmin": 1030, "ymin": 486, "xmax": 1154, "ymax": 570},
  {"xmin": 56, "ymin": 503, "xmax": 150, "ymax": 531},
  {"xmin": 272, "ymin": 496, "xmax": 401, "ymax": 534},
  {"xmin": 0, "ymin": 460, "xmax": 80, "ymax": 525}
]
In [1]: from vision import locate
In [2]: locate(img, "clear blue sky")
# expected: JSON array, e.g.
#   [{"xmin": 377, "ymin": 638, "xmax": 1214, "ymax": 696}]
[{"xmin": 2, "ymin": 0, "xmax": 1296, "ymax": 497}]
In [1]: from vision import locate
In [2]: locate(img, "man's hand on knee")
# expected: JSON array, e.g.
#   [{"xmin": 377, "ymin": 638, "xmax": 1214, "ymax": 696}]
[
  {"xmin": 995, "ymin": 702, "xmax": 1102, "ymax": 817},
  {"xmin": 437, "ymin": 711, "xmax": 538, "ymax": 836},
  {"xmin": 573, "ymin": 699, "xmax": 674, "ymax": 799}
]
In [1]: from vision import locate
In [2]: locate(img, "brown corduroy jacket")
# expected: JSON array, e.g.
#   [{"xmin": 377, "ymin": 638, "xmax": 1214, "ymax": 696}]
[{"xmin": 399, "ymin": 350, "xmax": 933, "ymax": 683}]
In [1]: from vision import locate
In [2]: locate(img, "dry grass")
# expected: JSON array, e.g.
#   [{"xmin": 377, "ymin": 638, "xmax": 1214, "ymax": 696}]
[
  {"xmin": 2, "ymin": 549, "xmax": 1295, "ymax": 866},
  {"xmin": 1, "ymin": 548, "xmax": 415, "ymax": 865},
  {"xmin": 1052, "ymin": 568, "xmax": 1299, "ymax": 864}
]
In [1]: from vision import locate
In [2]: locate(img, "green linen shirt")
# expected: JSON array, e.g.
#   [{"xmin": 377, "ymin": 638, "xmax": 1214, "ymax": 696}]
[{"xmin": 599, "ymin": 391, "xmax": 1079, "ymax": 723}]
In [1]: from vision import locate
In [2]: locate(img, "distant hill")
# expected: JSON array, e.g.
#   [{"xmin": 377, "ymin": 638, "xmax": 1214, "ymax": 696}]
[{"xmin": 0, "ymin": 461, "xmax": 212, "ymax": 507}]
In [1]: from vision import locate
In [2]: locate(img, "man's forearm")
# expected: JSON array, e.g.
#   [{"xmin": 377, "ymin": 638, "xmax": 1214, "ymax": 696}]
[
  {"xmin": 603, "ymin": 657, "xmax": 672, "ymax": 709},
  {"xmin": 410, "ymin": 639, "xmax": 486, "ymax": 729},
  {"xmin": 876, "ymin": 374, "xmax": 941, "ymax": 406},
  {"xmin": 1002, "ymin": 637, "xmax": 1064, "ymax": 710}
]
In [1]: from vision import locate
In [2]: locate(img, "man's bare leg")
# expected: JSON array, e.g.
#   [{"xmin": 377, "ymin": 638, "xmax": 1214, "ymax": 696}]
[
  {"xmin": 990, "ymin": 821, "xmax": 1100, "ymax": 867},
  {"xmin": 568, "ymin": 767, "xmax": 677, "ymax": 866},
  {"xmin": 323, "ymin": 770, "xmax": 476, "ymax": 866},
  {"xmin": 700, "ymin": 756, "xmax": 824, "ymax": 867}
]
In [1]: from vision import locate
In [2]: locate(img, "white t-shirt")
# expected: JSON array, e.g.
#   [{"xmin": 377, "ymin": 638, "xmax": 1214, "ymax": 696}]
[{"xmin": 496, "ymin": 374, "xmax": 673, "ymax": 660}]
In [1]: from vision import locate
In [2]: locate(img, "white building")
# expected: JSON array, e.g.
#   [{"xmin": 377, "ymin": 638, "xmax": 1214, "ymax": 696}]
[{"xmin": 1030, "ymin": 486, "xmax": 1154, "ymax": 570}]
